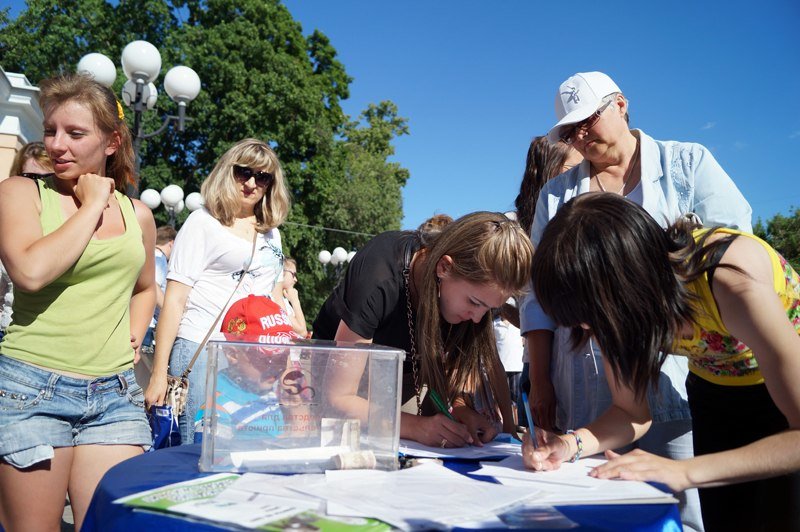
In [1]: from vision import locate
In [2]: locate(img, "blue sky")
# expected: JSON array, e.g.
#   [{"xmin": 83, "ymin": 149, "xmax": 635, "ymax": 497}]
[
  {"xmin": 6, "ymin": 1, "xmax": 799, "ymax": 230},
  {"xmin": 283, "ymin": 0, "xmax": 799, "ymax": 229}
]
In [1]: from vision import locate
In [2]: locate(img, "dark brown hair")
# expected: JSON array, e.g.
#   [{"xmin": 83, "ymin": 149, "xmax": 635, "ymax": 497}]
[
  {"xmin": 532, "ymin": 193, "xmax": 737, "ymax": 398},
  {"xmin": 514, "ymin": 136, "xmax": 573, "ymax": 235}
]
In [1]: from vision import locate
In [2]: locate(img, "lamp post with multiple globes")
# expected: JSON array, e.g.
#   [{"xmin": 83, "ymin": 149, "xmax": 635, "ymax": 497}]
[
  {"xmin": 77, "ymin": 40, "xmax": 201, "ymax": 192},
  {"xmin": 139, "ymin": 185, "xmax": 204, "ymax": 227}
]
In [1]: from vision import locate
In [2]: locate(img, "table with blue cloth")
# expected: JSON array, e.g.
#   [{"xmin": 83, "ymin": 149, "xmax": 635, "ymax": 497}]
[{"xmin": 83, "ymin": 444, "xmax": 681, "ymax": 531}]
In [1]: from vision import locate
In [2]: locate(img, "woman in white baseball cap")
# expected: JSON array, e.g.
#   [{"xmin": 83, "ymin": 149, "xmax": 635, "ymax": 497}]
[{"xmin": 519, "ymin": 71, "xmax": 753, "ymax": 531}]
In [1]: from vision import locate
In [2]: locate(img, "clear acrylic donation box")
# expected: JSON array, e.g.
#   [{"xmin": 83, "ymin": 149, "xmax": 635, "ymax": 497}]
[{"xmin": 198, "ymin": 338, "xmax": 404, "ymax": 473}]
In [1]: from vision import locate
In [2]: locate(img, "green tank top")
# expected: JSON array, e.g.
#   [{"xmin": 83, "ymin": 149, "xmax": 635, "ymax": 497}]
[{"xmin": 1, "ymin": 177, "xmax": 145, "ymax": 376}]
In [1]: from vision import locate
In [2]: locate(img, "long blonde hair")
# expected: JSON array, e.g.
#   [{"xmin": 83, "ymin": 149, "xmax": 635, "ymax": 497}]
[
  {"xmin": 38, "ymin": 73, "xmax": 136, "ymax": 192},
  {"xmin": 201, "ymin": 138, "xmax": 291, "ymax": 231},
  {"xmin": 416, "ymin": 212, "xmax": 533, "ymax": 406}
]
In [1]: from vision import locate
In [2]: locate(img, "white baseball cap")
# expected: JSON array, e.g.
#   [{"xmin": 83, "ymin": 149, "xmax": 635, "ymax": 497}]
[{"xmin": 546, "ymin": 71, "xmax": 621, "ymax": 143}]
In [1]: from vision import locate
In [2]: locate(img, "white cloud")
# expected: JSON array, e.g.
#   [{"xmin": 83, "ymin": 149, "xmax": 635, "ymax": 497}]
[{"xmin": 701, "ymin": 122, "xmax": 716, "ymax": 130}]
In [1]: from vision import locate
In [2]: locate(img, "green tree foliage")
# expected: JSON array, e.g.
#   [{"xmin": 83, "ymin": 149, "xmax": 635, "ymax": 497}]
[
  {"xmin": 0, "ymin": 0, "xmax": 409, "ymax": 319},
  {"xmin": 753, "ymin": 208, "xmax": 800, "ymax": 271}
]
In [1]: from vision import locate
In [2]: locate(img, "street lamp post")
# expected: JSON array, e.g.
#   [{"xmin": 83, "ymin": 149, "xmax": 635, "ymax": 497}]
[
  {"xmin": 77, "ymin": 41, "xmax": 201, "ymax": 193},
  {"xmin": 140, "ymin": 185, "xmax": 204, "ymax": 227},
  {"xmin": 318, "ymin": 247, "xmax": 356, "ymax": 280}
]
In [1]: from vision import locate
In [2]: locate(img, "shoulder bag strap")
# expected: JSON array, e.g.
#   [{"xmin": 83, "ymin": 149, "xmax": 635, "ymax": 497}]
[{"xmin": 180, "ymin": 231, "xmax": 258, "ymax": 379}]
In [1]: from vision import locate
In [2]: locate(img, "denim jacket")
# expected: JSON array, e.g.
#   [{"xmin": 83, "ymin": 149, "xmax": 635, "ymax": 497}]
[{"xmin": 520, "ymin": 129, "xmax": 752, "ymax": 425}]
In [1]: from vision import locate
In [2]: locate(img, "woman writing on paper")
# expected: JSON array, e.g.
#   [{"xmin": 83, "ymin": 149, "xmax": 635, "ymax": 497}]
[
  {"xmin": 145, "ymin": 139, "xmax": 290, "ymax": 445},
  {"xmin": 314, "ymin": 212, "xmax": 533, "ymax": 448},
  {"xmin": 522, "ymin": 193, "xmax": 800, "ymax": 531}
]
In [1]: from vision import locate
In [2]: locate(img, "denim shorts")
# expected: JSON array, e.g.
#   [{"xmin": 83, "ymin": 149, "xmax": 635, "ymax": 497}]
[{"xmin": 0, "ymin": 355, "xmax": 151, "ymax": 468}]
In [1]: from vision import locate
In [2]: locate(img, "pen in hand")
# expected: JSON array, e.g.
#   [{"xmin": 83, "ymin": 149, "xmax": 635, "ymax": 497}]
[
  {"xmin": 521, "ymin": 392, "xmax": 539, "ymax": 449},
  {"xmin": 429, "ymin": 389, "xmax": 456, "ymax": 421}
]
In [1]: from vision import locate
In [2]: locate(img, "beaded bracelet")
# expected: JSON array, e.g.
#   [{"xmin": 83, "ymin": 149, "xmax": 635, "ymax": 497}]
[{"xmin": 565, "ymin": 430, "xmax": 583, "ymax": 463}]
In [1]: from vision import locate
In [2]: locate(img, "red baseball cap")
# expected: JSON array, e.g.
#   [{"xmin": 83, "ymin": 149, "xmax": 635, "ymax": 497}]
[{"xmin": 221, "ymin": 295, "xmax": 301, "ymax": 343}]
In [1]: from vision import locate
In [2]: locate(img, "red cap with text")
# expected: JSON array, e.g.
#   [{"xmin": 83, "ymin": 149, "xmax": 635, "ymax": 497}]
[{"xmin": 221, "ymin": 295, "xmax": 301, "ymax": 343}]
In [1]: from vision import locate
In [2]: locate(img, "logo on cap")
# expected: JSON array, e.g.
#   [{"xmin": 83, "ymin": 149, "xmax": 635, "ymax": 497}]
[{"xmin": 562, "ymin": 85, "xmax": 580, "ymax": 104}]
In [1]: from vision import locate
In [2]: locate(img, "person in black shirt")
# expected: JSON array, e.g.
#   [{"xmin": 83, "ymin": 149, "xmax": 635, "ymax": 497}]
[{"xmin": 314, "ymin": 212, "xmax": 534, "ymax": 448}]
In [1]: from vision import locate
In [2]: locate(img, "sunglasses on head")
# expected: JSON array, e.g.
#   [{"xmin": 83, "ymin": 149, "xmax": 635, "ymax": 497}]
[
  {"xmin": 233, "ymin": 165, "xmax": 274, "ymax": 188},
  {"xmin": 20, "ymin": 172, "xmax": 54, "ymax": 180}
]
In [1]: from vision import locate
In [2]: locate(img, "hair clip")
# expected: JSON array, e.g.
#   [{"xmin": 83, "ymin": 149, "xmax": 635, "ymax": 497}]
[{"xmin": 116, "ymin": 100, "xmax": 125, "ymax": 120}]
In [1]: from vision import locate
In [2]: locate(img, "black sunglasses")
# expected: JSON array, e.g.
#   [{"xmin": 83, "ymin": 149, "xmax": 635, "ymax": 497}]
[
  {"xmin": 233, "ymin": 165, "xmax": 274, "ymax": 188},
  {"xmin": 20, "ymin": 172, "xmax": 54, "ymax": 180},
  {"xmin": 559, "ymin": 99, "xmax": 614, "ymax": 145}
]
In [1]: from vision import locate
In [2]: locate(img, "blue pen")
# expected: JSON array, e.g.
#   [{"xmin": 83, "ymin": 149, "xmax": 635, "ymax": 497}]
[{"xmin": 521, "ymin": 392, "xmax": 539, "ymax": 449}]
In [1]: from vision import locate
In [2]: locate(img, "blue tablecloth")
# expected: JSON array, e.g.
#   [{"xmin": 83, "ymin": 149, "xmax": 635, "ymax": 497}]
[{"xmin": 83, "ymin": 444, "xmax": 681, "ymax": 531}]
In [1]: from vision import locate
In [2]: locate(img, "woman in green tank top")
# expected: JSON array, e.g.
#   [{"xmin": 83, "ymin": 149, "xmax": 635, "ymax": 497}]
[{"xmin": 0, "ymin": 73, "xmax": 157, "ymax": 531}]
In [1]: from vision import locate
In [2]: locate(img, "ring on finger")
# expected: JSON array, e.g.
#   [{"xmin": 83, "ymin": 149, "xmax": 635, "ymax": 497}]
[{"xmin": 440, "ymin": 438, "xmax": 447, "ymax": 448}]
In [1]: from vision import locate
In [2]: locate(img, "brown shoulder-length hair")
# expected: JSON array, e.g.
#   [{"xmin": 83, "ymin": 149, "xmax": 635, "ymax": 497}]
[
  {"xmin": 514, "ymin": 136, "xmax": 573, "ymax": 235},
  {"xmin": 38, "ymin": 73, "xmax": 135, "ymax": 192},
  {"xmin": 10, "ymin": 141, "xmax": 52, "ymax": 176},
  {"xmin": 532, "ymin": 193, "xmax": 738, "ymax": 399},
  {"xmin": 200, "ymin": 139, "xmax": 291, "ymax": 231},
  {"xmin": 416, "ymin": 211, "xmax": 533, "ymax": 407}
]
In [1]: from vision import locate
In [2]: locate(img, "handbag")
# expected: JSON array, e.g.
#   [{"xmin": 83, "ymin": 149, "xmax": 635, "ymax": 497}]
[{"xmin": 163, "ymin": 233, "xmax": 258, "ymax": 417}]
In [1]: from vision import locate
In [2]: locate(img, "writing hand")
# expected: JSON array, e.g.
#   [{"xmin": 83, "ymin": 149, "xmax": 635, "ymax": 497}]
[
  {"xmin": 522, "ymin": 429, "xmax": 571, "ymax": 471},
  {"xmin": 415, "ymin": 413, "xmax": 474, "ymax": 448}
]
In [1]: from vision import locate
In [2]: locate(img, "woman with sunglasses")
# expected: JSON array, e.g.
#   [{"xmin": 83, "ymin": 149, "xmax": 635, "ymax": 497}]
[
  {"xmin": 314, "ymin": 212, "xmax": 533, "ymax": 448},
  {"xmin": 145, "ymin": 138, "xmax": 291, "ymax": 445},
  {"xmin": 518, "ymin": 71, "xmax": 752, "ymax": 531},
  {"xmin": 524, "ymin": 193, "xmax": 800, "ymax": 531},
  {"xmin": 0, "ymin": 73, "xmax": 156, "ymax": 531}
]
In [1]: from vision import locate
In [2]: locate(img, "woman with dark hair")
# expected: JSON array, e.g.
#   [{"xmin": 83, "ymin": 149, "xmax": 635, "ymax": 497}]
[
  {"xmin": 314, "ymin": 212, "xmax": 533, "ymax": 447},
  {"xmin": 524, "ymin": 193, "xmax": 800, "ymax": 531},
  {"xmin": 0, "ymin": 73, "xmax": 156, "ymax": 530},
  {"xmin": 514, "ymin": 136, "xmax": 579, "ymax": 236},
  {"xmin": 146, "ymin": 138, "xmax": 291, "ymax": 445},
  {"xmin": 513, "ymin": 136, "xmax": 579, "ymax": 428}
]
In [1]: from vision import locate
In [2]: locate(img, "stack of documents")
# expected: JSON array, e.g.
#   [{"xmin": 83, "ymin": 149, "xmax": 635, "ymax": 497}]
[{"xmin": 293, "ymin": 462, "xmax": 541, "ymax": 530}]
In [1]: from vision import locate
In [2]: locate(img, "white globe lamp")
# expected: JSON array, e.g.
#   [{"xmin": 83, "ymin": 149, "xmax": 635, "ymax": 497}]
[
  {"xmin": 160, "ymin": 184, "xmax": 184, "ymax": 208},
  {"xmin": 164, "ymin": 66, "xmax": 201, "ymax": 103},
  {"xmin": 77, "ymin": 53, "xmax": 117, "ymax": 88},
  {"xmin": 139, "ymin": 188, "xmax": 161, "ymax": 210},
  {"xmin": 332, "ymin": 247, "xmax": 348, "ymax": 265},
  {"xmin": 185, "ymin": 192, "xmax": 204, "ymax": 212},
  {"xmin": 318, "ymin": 250, "xmax": 332, "ymax": 265},
  {"xmin": 121, "ymin": 40, "xmax": 162, "ymax": 83}
]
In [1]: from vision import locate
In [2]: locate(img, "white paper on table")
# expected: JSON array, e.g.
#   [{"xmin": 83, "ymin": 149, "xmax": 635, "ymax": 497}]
[
  {"xmin": 475, "ymin": 454, "xmax": 601, "ymax": 487},
  {"xmin": 217, "ymin": 472, "xmax": 324, "ymax": 512},
  {"xmin": 399, "ymin": 438, "xmax": 521, "ymax": 460},
  {"xmin": 230, "ymin": 445, "xmax": 351, "ymax": 468},
  {"xmin": 291, "ymin": 462, "xmax": 542, "ymax": 531},
  {"xmin": 477, "ymin": 456, "xmax": 677, "ymax": 505}
]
